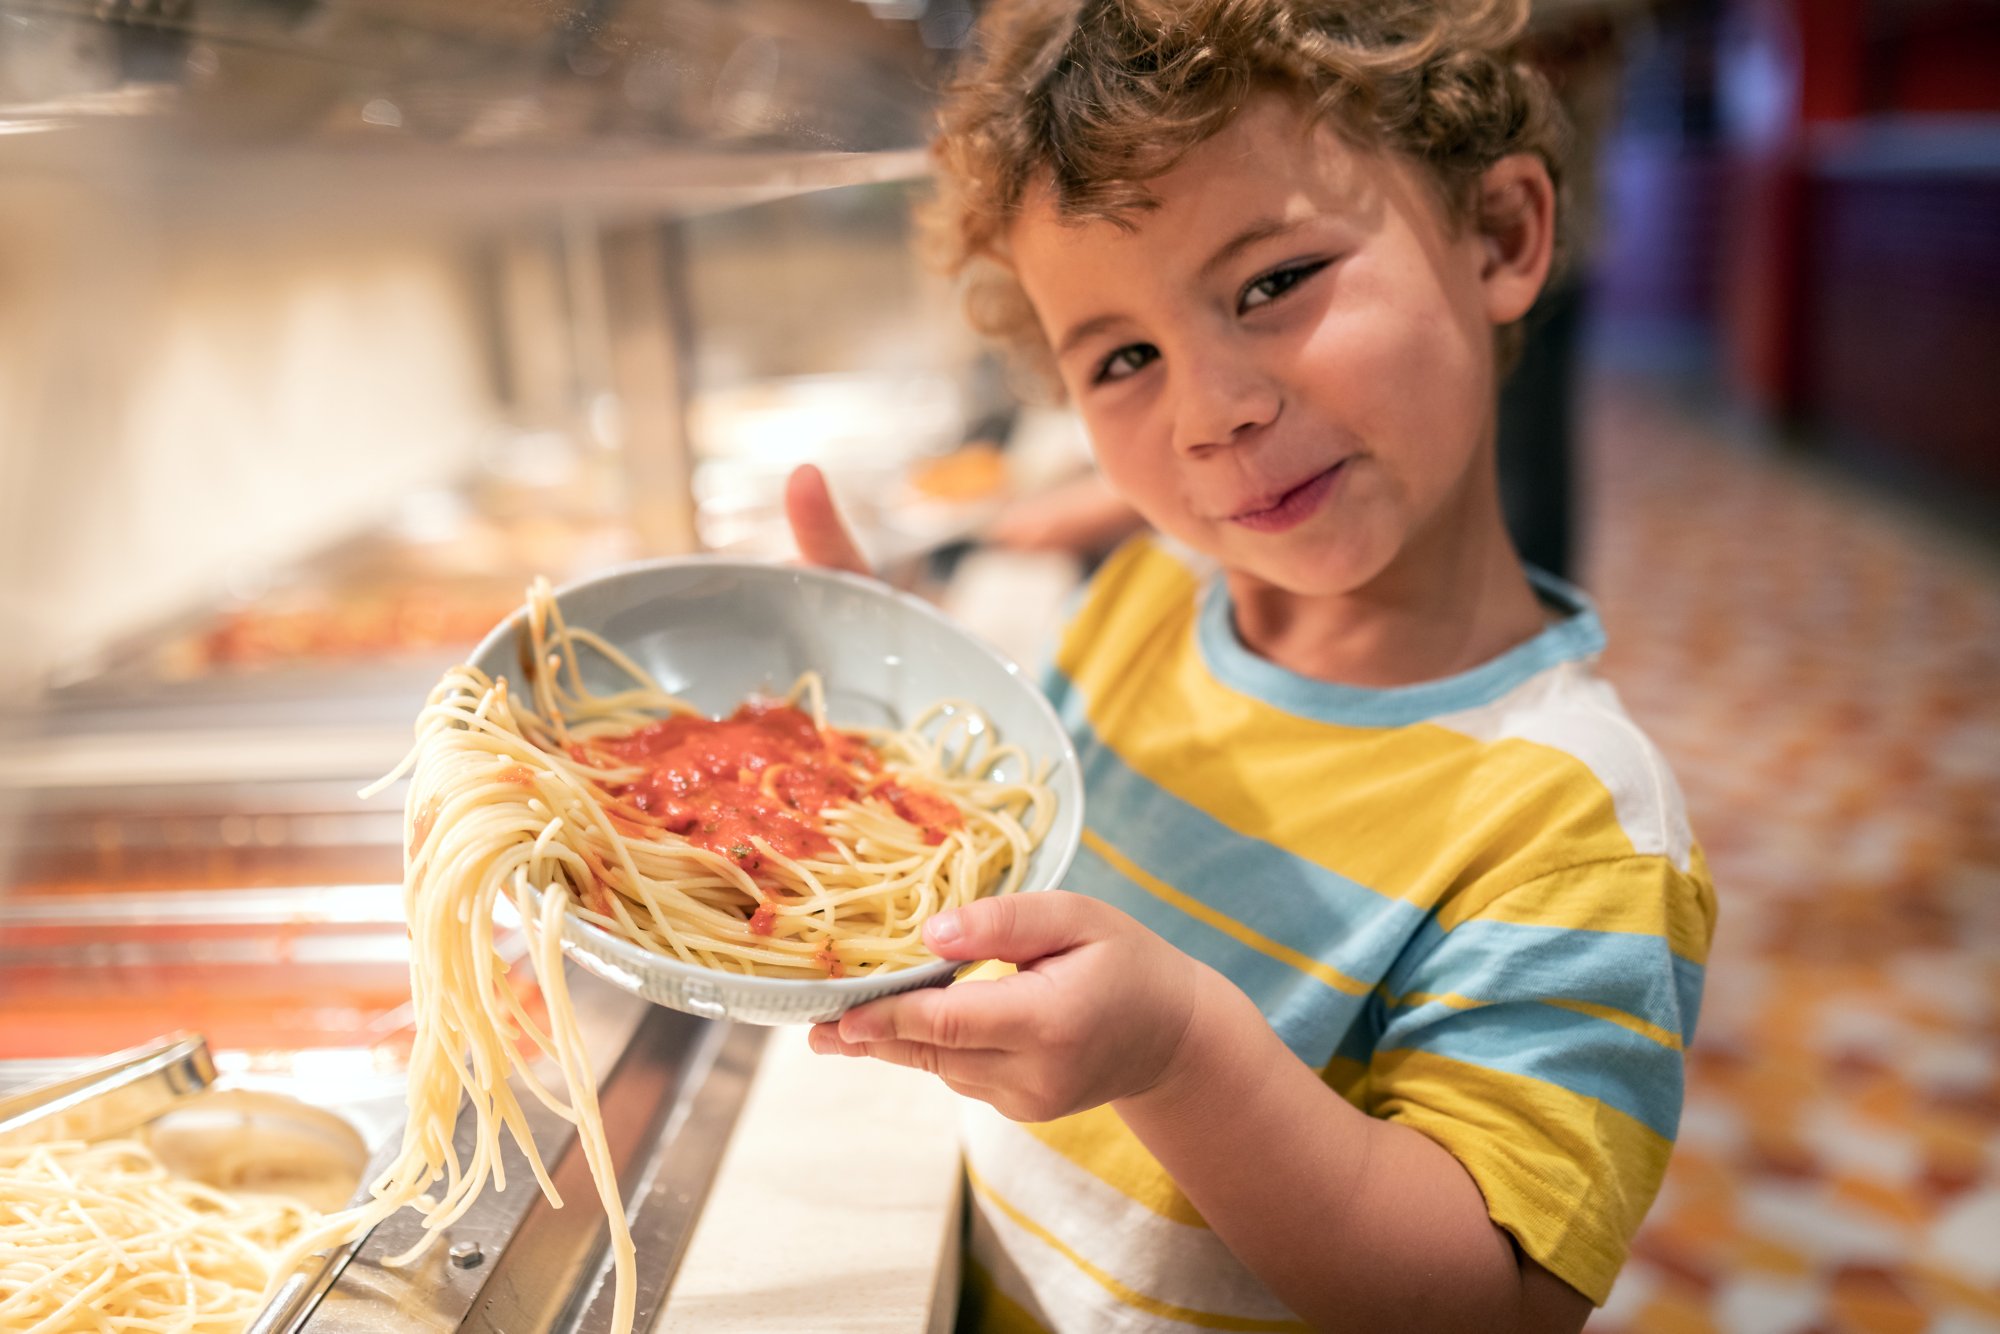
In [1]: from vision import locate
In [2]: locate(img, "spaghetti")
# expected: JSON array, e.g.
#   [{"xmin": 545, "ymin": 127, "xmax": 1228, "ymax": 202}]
[
  {"xmin": 0, "ymin": 1137, "xmax": 320, "ymax": 1332},
  {"xmin": 264, "ymin": 577, "xmax": 1056, "ymax": 1333}
]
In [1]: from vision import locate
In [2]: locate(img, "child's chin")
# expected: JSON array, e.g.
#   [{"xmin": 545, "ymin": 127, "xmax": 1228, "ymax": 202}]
[
  {"xmin": 1230, "ymin": 547, "xmax": 1384, "ymax": 599},
  {"xmin": 1207, "ymin": 527, "xmax": 1377, "ymax": 593}
]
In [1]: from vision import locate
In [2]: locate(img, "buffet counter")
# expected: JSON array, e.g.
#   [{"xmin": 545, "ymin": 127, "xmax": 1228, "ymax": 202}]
[
  {"xmin": 659, "ymin": 1028, "xmax": 962, "ymax": 1334},
  {"xmin": 0, "ymin": 973, "xmax": 965, "ymax": 1333}
]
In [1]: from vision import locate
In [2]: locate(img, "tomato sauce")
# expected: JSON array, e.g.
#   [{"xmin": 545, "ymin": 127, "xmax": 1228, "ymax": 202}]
[
  {"xmin": 578, "ymin": 701, "xmax": 959, "ymax": 876},
  {"xmin": 870, "ymin": 779, "xmax": 960, "ymax": 846}
]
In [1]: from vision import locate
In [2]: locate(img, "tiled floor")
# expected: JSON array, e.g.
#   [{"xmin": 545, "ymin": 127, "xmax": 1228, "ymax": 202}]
[{"xmin": 1579, "ymin": 372, "xmax": 2000, "ymax": 1333}]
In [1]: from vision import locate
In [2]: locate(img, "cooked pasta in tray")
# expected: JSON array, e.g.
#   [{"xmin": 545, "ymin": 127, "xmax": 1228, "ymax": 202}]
[{"xmin": 0, "ymin": 1137, "xmax": 321, "ymax": 1332}]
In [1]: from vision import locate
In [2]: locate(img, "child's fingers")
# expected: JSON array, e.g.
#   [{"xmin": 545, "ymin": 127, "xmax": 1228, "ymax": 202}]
[
  {"xmin": 811, "ymin": 1032, "xmax": 1013, "ymax": 1091},
  {"xmin": 923, "ymin": 890, "xmax": 1107, "ymax": 965},
  {"xmin": 836, "ymin": 975, "xmax": 1040, "ymax": 1050},
  {"xmin": 783, "ymin": 464, "xmax": 871, "ymax": 575},
  {"xmin": 807, "ymin": 1022, "xmax": 876, "ymax": 1058}
]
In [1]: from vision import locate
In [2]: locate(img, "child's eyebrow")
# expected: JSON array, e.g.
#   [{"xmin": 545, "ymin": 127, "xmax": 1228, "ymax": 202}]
[
  {"xmin": 1055, "ymin": 312, "xmax": 1129, "ymax": 360},
  {"xmin": 1198, "ymin": 216, "xmax": 1309, "ymax": 283}
]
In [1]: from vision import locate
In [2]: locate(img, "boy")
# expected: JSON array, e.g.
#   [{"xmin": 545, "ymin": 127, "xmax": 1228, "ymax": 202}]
[{"xmin": 788, "ymin": 1, "xmax": 1716, "ymax": 1329}]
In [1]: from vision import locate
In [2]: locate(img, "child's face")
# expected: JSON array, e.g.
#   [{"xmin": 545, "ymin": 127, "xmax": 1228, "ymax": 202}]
[{"xmin": 1009, "ymin": 94, "xmax": 1542, "ymax": 598}]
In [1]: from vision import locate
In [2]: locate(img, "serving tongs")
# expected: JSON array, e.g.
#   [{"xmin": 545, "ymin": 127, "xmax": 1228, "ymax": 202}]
[{"xmin": 0, "ymin": 1030, "xmax": 216, "ymax": 1147}]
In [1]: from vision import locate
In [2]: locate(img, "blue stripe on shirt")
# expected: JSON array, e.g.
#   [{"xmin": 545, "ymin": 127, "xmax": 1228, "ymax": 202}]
[
  {"xmin": 1375, "ymin": 998, "xmax": 1687, "ymax": 1138},
  {"xmin": 1389, "ymin": 917, "xmax": 1703, "ymax": 1050}
]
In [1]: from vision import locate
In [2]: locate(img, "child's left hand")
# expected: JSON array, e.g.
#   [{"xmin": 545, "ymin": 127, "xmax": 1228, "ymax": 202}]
[{"xmin": 807, "ymin": 891, "xmax": 1202, "ymax": 1122}]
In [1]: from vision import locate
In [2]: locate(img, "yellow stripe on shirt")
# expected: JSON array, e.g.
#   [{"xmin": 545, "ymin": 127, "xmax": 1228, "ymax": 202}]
[
  {"xmin": 1022, "ymin": 1106, "xmax": 1209, "ymax": 1229},
  {"xmin": 1367, "ymin": 1047, "xmax": 1675, "ymax": 1305},
  {"xmin": 1428, "ymin": 851, "xmax": 1716, "ymax": 966},
  {"xmin": 965, "ymin": 1163, "xmax": 1311, "ymax": 1332}
]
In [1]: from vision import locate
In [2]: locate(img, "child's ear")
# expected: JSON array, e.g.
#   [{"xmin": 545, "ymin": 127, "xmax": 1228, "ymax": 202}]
[{"xmin": 1475, "ymin": 155, "xmax": 1556, "ymax": 326}]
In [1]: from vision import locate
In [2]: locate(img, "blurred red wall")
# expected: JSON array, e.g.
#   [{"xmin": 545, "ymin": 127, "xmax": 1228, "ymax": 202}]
[{"xmin": 1717, "ymin": 0, "xmax": 2000, "ymax": 502}]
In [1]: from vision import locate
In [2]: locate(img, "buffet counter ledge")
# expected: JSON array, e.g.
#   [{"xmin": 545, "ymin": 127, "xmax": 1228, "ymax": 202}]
[{"xmin": 658, "ymin": 1025, "xmax": 963, "ymax": 1333}]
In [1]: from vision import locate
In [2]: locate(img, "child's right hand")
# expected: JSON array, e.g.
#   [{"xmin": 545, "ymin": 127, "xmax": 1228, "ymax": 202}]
[
  {"xmin": 783, "ymin": 464, "xmax": 871, "ymax": 576},
  {"xmin": 804, "ymin": 890, "xmax": 1208, "ymax": 1124}
]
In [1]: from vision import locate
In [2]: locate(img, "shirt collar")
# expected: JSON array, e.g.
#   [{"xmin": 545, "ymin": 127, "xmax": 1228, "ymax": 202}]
[{"xmin": 1194, "ymin": 566, "xmax": 1606, "ymax": 727}]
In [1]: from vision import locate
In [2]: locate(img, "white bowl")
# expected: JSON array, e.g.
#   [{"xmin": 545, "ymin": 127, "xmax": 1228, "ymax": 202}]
[{"xmin": 466, "ymin": 557, "xmax": 1084, "ymax": 1026}]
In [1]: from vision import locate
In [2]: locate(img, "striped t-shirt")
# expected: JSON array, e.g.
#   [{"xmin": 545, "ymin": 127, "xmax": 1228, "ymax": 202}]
[{"xmin": 960, "ymin": 537, "xmax": 1716, "ymax": 1332}]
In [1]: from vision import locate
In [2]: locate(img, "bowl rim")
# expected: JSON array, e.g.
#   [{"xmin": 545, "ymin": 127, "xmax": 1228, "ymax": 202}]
[{"xmin": 468, "ymin": 554, "xmax": 1084, "ymax": 998}]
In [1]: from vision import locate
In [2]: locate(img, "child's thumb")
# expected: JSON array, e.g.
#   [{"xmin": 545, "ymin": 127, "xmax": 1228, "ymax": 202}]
[
  {"xmin": 784, "ymin": 464, "xmax": 871, "ymax": 576},
  {"xmin": 924, "ymin": 891, "xmax": 1096, "ymax": 964}
]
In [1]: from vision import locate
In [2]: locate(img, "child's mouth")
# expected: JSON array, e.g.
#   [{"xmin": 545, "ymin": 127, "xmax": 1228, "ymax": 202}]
[{"xmin": 1229, "ymin": 461, "xmax": 1346, "ymax": 533}]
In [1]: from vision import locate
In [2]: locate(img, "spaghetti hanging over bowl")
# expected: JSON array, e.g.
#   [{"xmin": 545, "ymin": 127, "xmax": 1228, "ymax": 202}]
[{"xmin": 265, "ymin": 576, "xmax": 1057, "ymax": 1334}]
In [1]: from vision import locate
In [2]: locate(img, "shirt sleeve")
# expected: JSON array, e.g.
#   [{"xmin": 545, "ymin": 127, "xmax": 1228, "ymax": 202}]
[{"xmin": 1361, "ymin": 852, "xmax": 1716, "ymax": 1304}]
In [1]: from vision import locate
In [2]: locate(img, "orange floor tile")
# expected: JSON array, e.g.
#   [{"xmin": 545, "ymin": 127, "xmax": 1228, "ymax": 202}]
[{"xmin": 1579, "ymin": 371, "xmax": 2000, "ymax": 1334}]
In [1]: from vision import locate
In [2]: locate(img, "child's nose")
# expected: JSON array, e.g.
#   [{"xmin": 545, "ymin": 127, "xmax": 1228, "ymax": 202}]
[{"xmin": 1168, "ymin": 361, "xmax": 1282, "ymax": 456}]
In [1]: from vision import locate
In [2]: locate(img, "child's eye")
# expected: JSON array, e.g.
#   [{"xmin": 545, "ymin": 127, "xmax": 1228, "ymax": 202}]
[
  {"xmin": 1093, "ymin": 343, "xmax": 1158, "ymax": 384},
  {"xmin": 1239, "ymin": 259, "xmax": 1332, "ymax": 313}
]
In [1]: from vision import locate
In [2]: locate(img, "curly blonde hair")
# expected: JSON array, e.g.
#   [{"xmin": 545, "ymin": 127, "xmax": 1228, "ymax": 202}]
[{"xmin": 923, "ymin": 0, "xmax": 1570, "ymax": 395}]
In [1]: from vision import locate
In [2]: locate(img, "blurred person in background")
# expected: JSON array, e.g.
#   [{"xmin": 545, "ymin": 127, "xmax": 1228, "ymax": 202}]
[{"xmin": 1496, "ymin": 0, "xmax": 1641, "ymax": 580}]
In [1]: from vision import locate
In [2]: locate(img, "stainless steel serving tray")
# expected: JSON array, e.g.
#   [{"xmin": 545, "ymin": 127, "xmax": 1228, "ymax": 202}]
[
  {"xmin": 291, "ymin": 1007, "xmax": 765, "ymax": 1334},
  {"xmin": 0, "ymin": 959, "xmax": 765, "ymax": 1333},
  {"xmin": 0, "ymin": 1034, "xmax": 380, "ymax": 1334}
]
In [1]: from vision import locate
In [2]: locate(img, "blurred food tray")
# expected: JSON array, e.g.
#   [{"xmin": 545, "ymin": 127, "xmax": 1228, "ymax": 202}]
[{"xmin": 0, "ymin": 886, "xmax": 424, "ymax": 1060}]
